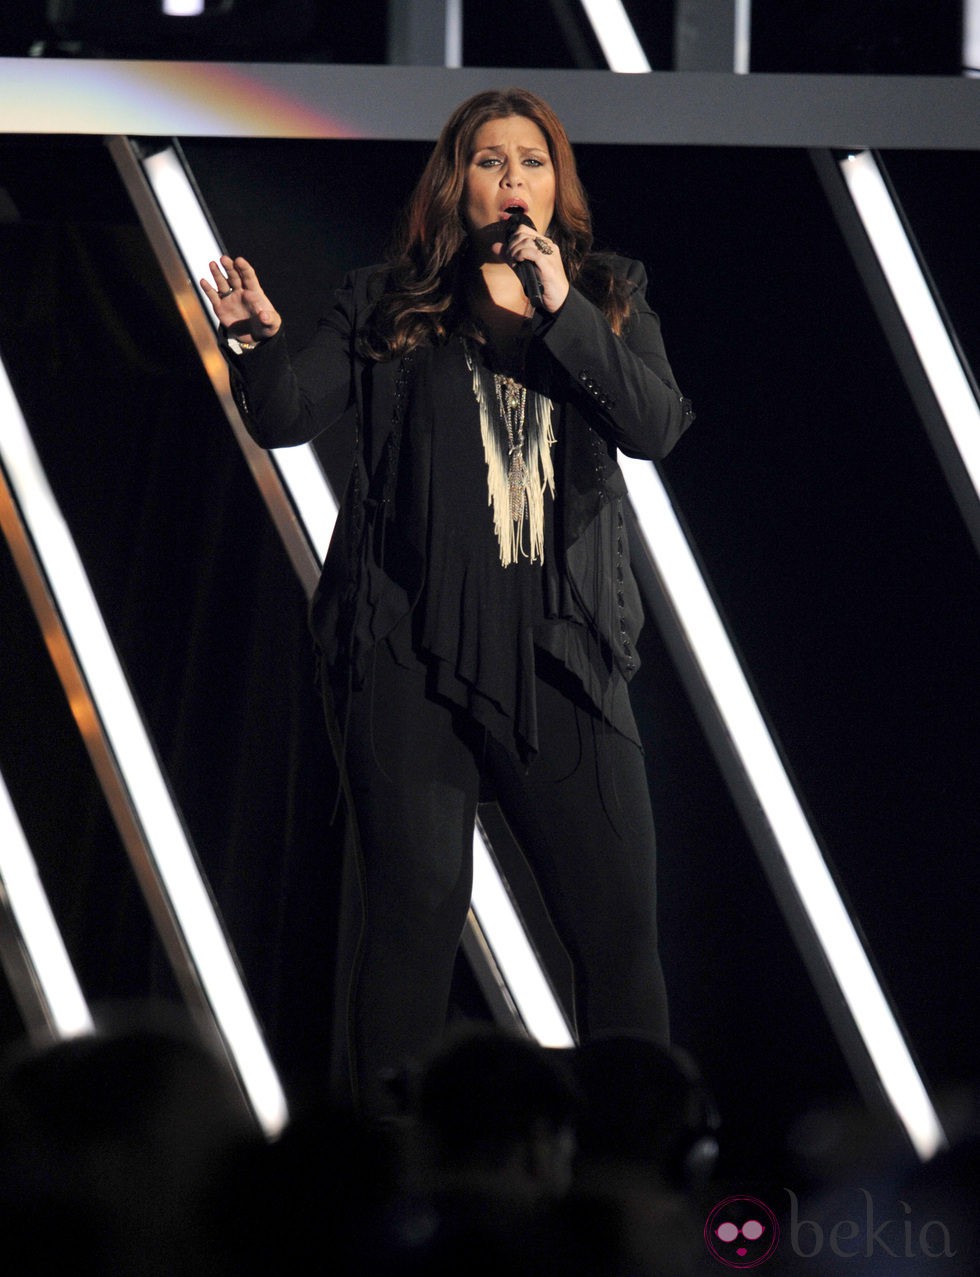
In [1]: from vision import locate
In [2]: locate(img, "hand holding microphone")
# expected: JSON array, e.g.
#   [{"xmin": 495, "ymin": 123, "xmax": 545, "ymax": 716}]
[
  {"xmin": 501, "ymin": 208, "xmax": 569, "ymax": 314},
  {"xmin": 504, "ymin": 209, "xmax": 545, "ymax": 309}
]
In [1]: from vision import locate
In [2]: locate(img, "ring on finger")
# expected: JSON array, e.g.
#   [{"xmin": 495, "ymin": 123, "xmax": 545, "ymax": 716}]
[
  {"xmin": 217, "ymin": 287, "xmax": 235, "ymax": 298},
  {"xmin": 533, "ymin": 236, "xmax": 554, "ymax": 255}
]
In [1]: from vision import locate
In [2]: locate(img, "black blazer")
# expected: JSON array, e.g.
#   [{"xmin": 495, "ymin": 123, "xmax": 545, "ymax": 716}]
[{"xmin": 225, "ymin": 257, "xmax": 693, "ymax": 735}]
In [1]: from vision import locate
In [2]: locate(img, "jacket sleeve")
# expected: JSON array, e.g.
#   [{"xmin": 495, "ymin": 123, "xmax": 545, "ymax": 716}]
[
  {"xmin": 534, "ymin": 258, "xmax": 694, "ymax": 460},
  {"xmin": 221, "ymin": 274, "xmax": 358, "ymax": 449}
]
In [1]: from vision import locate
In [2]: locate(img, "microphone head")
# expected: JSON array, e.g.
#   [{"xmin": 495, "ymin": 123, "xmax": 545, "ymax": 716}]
[{"xmin": 503, "ymin": 206, "xmax": 536, "ymax": 238}]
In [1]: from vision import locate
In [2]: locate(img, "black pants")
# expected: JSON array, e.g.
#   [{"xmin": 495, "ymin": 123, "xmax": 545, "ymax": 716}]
[{"xmin": 326, "ymin": 638, "xmax": 668, "ymax": 1113}]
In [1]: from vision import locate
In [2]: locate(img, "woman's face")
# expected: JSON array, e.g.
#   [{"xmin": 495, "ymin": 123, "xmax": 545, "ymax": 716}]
[{"xmin": 461, "ymin": 115, "xmax": 556, "ymax": 253}]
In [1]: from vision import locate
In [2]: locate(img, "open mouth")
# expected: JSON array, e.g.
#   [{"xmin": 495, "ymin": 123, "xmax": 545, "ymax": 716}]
[{"xmin": 500, "ymin": 200, "xmax": 528, "ymax": 217}]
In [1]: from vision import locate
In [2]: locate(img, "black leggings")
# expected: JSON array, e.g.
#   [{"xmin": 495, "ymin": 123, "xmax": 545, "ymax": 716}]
[{"xmin": 326, "ymin": 638, "xmax": 668, "ymax": 1112}]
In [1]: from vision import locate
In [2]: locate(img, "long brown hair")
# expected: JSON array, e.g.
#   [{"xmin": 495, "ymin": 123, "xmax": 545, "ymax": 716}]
[{"xmin": 360, "ymin": 88, "xmax": 633, "ymax": 360}]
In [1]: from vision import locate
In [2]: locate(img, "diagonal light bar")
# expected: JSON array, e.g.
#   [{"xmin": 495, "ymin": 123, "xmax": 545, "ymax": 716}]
[
  {"xmin": 445, "ymin": 0, "xmax": 463, "ymax": 68},
  {"xmin": 966, "ymin": 0, "xmax": 980, "ymax": 74},
  {"xmin": 139, "ymin": 145, "xmax": 337, "ymax": 564},
  {"xmin": 734, "ymin": 0, "xmax": 752, "ymax": 73},
  {"xmin": 131, "ymin": 141, "xmax": 575, "ymax": 1046},
  {"xmin": 839, "ymin": 151, "xmax": 980, "ymax": 500},
  {"xmin": 620, "ymin": 453, "xmax": 946, "ymax": 1161},
  {"xmin": 0, "ymin": 349, "xmax": 288, "ymax": 1137},
  {"xmin": 579, "ymin": 0, "xmax": 651, "ymax": 72},
  {"xmin": 470, "ymin": 821, "xmax": 574, "ymax": 1046},
  {"xmin": 0, "ymin": 766, "xmax": 94, "ymax": 1041}
]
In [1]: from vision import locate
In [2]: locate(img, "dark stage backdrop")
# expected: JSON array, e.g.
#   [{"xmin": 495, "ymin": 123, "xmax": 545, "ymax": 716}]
[{"xmin": 1, "ymin": 134, "xmax": 978, "ymax": 1172}]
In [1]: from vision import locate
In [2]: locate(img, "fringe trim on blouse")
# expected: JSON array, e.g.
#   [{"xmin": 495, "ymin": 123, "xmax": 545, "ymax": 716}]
[{"xmin": 464, "ymin": 341, "xmax": 556, "ymax": 568}]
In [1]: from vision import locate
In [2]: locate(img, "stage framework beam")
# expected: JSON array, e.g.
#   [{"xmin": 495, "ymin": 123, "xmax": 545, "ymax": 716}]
[
  {"xmin": 620, "ymin": 456, "xmax": 946, "ymax": 1162},
  {"xmin": 0, "ymin": 62, "xmax": 978, "ymax": 148},
  {"xmin": 0, "ymin": 365, "xmax": 95, "ymax": 1044},
  {"xmin": 0, "ymin": 760, "xmax": 93, "ymax": 1043},
  {"xmin": 0, "ymin": 347, "xmax": 289, "ymax": 1138},
  {"xmin": 813, "ymin": 148, "xmax": 980, "ymax": 563}
]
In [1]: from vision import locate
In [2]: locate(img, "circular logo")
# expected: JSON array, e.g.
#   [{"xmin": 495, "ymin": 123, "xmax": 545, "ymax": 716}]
[{"xmin": 705, "ymin": 1195, "xmax": 780, "ymax": 1269}]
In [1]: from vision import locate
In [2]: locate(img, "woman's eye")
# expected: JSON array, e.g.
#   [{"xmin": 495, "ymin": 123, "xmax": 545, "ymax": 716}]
[
  {"xmin": 477, "ymin": 157, "xmax": 502, "ymax": 168},
  {"xmin": 523, "ymin": 157, "xmax": 544, "ymax": 167}
]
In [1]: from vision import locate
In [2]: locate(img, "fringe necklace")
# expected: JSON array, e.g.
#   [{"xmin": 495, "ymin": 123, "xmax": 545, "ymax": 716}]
[{"xmin": 463, "ymin": 337, "xmax": 556, "ymax": 567}]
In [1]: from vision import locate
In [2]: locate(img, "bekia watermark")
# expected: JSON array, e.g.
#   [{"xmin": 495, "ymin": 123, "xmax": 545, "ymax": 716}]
[
  {"xmin": 705, "ymin": 1189, "xmax": 956, "ymax": 1268},
  {"xmin": 705, "ymin": 1195, "xmax": 780, "ymax": 1268}
]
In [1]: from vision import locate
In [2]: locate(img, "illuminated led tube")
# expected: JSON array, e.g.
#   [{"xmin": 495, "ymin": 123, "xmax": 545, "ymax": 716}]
[
  {"xmin": 0, "ymin": 352, "xmax": 288, "ymax": 1137},
  {"xmin": 0, "ymin": 768, "xmax": 94, "ymax": 1040},
  {"xmin": 141, "ymin": 146, "xmax": 337, "ymax": 561},
  {"xmin": 735, "ymin": 0, "xmax": 752, "ymax": 73},
  {"xmin": 471, "ymin": 823, "xmax": 574, "ymax": 1047},
  {"xmin": 621, "ymin": 453, "xmax": 945, "ymax": 1161},
  {"xmin": 966, "ymin": 0, "xmax": 980, "ymax": 74},
  {"xmin": 840, "ymin": 151, "xmax": 980, "ymax": 499},
  {"xmin": 579, "ymin": 0, "xmax": 651, "ymax": 72}
]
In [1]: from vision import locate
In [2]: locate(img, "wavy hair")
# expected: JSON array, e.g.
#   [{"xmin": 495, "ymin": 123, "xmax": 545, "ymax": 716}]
[{"xmin": 360, "ymin": 88, "xmax": 633, "ymax": 360}]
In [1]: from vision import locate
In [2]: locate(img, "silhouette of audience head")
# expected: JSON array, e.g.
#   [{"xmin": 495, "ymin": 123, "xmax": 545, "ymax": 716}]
[
  {"xmin": 411, "ymin": 1024, "xmax": 580, "ymax": 1204},
  {"xmin": 0, "ymin": 1010, "xmax": 726, "ymax": 1274},
  {"xmin": 569, "ymin": 1035, "xmax": 720, "ymax": 1192},
  {"xmin": 0, "ymin": 1002, "xmax": 259, "ymax": 1275}
]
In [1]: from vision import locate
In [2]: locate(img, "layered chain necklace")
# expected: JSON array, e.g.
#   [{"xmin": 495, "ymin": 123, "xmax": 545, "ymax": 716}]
[{"xmin": 494, "ymin": 372, "xmax": 529, "ymax": 523}]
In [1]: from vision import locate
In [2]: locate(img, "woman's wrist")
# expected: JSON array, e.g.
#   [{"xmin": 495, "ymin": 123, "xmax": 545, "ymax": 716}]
[{"xmin": 227, "ymin": 335, "xmax": 264, "ymax": 354}]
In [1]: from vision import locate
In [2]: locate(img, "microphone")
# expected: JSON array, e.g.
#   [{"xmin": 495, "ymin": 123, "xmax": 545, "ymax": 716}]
[{"xmin": 504, "ymin": 208, "xmax": 545, "ymax": 310}]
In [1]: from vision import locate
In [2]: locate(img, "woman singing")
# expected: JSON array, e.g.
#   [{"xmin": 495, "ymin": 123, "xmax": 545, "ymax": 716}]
[{"xmin": 201, "ymin": 88, "xmax": 694, "ymax": 1115}]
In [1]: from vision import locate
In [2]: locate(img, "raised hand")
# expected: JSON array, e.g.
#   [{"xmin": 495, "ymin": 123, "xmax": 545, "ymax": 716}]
[{"xmin": 200, "ymin": 255, "xmax": 282, "ymax": 345}]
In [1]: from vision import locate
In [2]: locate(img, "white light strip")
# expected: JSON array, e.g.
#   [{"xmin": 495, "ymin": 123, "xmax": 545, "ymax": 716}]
[
  {"xmin": 445, "ymin": 0, "xmax": 463, "ymax": 69},
  {"xmin": 840, "ymin": 151, "xmax": 980, "ymax": 498},
  {"xmin": 141, "ymin": 148, "xmax": 338, "ymax": 559},
  {"xmin": 965, "ymin": 0, "xmax": 980, "ymax": 73},
  {"xmin": 579, "ymin": 0, "xmax": 651, "ymax": 72},
  {"xmin": 0, "ymin": 768, "xmax": 94, "ymax": 1040},
  {"xmin": 734, "ymin": 0, "xmax": 752, "ymax": 74},
  {"xmin": 620, "ymin": 455, "xmax": 946, "ymax": 1162},
  {"xmin": 0, "ymin": 353, "xmax": 288, "ymax": 1137},
  {"xmin": 163, "ymin": 0, "xmax": 205, "ymax": 14},
  {"xmin": 471, "ymin": 825, "xmax": 574, "ymax": 1046}
]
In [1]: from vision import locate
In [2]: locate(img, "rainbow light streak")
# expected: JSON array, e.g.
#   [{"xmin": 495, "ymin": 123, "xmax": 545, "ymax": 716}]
[{"xmin": 0, "ymin": 59, "xmax": 359, "ymax": 137}]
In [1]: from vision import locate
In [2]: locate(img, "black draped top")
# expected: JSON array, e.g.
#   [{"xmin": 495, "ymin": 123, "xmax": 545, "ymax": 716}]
[{"xmin": 388, "ymin": 334, "xmax": 556, "ymax": 763}]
